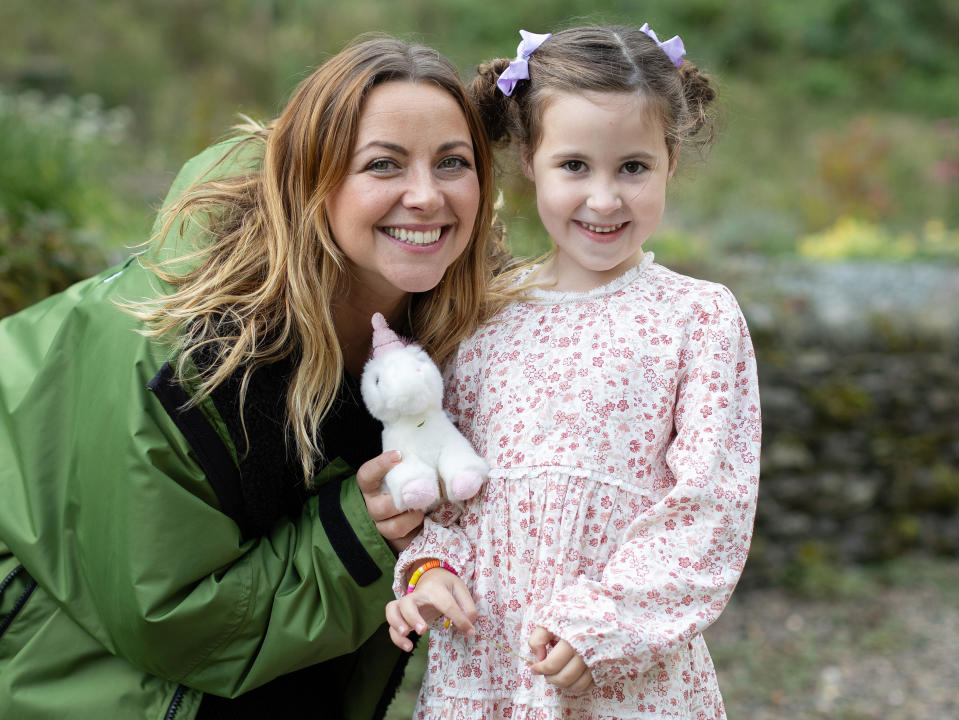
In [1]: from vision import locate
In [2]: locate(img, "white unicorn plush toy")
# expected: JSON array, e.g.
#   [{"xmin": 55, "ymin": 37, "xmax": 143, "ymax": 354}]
[{"xmin": 360, "ymin": 313, "xmax": 488, "ymax": 511}]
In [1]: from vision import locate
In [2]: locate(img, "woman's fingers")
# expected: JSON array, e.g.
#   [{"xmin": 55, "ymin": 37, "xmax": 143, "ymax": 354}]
[
  {"xmin": 356, "ymin": 451, "xmax": 424, "ymax": 550},
  {"xmin": 356, "ymin": 450, "xmax": 401, "ymax": 495}
]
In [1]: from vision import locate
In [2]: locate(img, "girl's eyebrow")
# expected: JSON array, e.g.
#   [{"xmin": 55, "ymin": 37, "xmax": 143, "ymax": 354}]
[
  {"xmin": 550, "ymin": 149, "xmax": 659, "ymax": 162},
  {"xmin": 354, "ymin": 139, "xmax": 473, "ymax": 157}
]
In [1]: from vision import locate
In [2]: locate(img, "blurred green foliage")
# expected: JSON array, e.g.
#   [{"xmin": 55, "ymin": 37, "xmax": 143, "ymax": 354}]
[
  {"xmin": 1, "ymin": 0, "xmax": 958, "ymax": 317},
  {"xmin": 0, "ymin": 89, "xmax": 146, "ymax": 315}
]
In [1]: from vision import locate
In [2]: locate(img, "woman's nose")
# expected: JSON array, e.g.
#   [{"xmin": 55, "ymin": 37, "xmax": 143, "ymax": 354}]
[
  {"xmin": 586, "ymin": 180, "xmax": 623, "ymax": 215},
  {"xmin": 402, "ymin": 168, "xmax": 444, "ymax": 213}
]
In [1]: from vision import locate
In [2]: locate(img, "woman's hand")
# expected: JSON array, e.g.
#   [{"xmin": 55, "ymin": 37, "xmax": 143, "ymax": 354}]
[
  {"xmin": 385, "ymin": 568, "xmax": 477, "ymax": 651},
  {"xmin": 528, "ymin": 627, "xmax": 595, "ymax": 694},
  {"xmin": 356, "ymin": 451, "xmax": 424, "ymax": 552}
]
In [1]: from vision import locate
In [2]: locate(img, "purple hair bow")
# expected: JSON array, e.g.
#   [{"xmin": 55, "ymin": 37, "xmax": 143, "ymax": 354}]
[
  {"xmin": 639, "ymin": 22, "xmax": 686, "ymax": 68},
  {"xmin": 496, "ymin": 29, "xmax": 552, "ymax": 96}
]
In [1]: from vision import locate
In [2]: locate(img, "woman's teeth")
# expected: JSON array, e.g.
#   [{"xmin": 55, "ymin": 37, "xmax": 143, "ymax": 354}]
[
  {"xmin": 383, "ymin": 227, "xmax": 442, "ymax": 245},
  {"xmin": 581, "ymin": 222, "xmax": 625, "ymax": 233}
]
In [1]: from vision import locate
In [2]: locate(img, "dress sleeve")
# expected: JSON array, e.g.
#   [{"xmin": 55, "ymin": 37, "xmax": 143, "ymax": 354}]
[
  {"xmin": 532, "ymin": 287, "xmax": 761, "ymax": 685},
  {"xmin": 392, "ymin": 503, "xmax": 477, "ymax": 599}
]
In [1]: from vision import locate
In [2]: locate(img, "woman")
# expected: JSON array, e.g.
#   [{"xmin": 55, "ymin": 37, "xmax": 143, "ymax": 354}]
[{"xmin": 0, "ymin": 36, "xmax": 509, "ymax": 719}]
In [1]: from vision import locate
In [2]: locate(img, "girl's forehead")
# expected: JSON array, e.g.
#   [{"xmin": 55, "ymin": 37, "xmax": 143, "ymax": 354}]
[
  {"xmin": 537, "ymin": 90, "xmax": 664, "ymax": 137},
  {"xmin": 541, "ymin": 89, "xmax": 653, "ymax": 117}
]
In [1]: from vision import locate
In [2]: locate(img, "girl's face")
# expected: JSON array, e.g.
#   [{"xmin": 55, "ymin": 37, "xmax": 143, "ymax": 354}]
[
  {"xmin": 524, "ymin": 90, "xmax": 674, "ymax": 292},
  {"xmin": 326, "ymin": 81, "xmax": 480, "ymax": 305}
]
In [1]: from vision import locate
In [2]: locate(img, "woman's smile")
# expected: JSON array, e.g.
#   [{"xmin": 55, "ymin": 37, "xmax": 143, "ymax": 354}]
[
  {"xmin": 380, "ymin": 224, "xmax": 447, "ymax": 247},
  {"xmin": 326, "ymin": 80, "xmax": 480, "ymax": 302}
]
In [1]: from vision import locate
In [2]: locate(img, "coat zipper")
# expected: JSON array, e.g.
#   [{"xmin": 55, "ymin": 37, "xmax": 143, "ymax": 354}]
[
  {"xmin": 0, "ymin": 565, "xmax": 38, "ymax": 640},
  {"xmin": 164, "ymin": 684, "xmax": 187, "ymax": 719}
]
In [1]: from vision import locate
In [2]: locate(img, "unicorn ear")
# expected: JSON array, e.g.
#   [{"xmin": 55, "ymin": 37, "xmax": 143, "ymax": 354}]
[{"xmin": 371, "ymin": 313, "xmax": 404, "ymax": 356}]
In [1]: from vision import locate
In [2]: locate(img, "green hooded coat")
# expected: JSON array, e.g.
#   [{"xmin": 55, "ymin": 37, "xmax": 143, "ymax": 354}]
[{"xmin": 0, "ymin": 139, "xmax": 407, "ymax": 719}]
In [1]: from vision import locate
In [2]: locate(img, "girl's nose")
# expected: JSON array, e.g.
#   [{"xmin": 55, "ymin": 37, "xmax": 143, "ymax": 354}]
[
  {"xmin": 585, "ymin": 181, "xmax": 623, "ymax": 215},
  {"xmin": 402, "ymin": 168, "xmax": 444, "ymax": 213}
]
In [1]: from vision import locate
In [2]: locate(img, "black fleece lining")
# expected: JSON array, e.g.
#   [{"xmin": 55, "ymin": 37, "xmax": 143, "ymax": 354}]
[
  {"xmin": 315, "ymin": 479, "xmax": 382, "ymax": 587},
  {"xmin": 147, "ymin": 362, "xmax": 253, "ymax": 537}
]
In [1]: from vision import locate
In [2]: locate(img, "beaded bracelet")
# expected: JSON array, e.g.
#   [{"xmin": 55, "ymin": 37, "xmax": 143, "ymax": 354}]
[{"xmin": 405, "ymin": 559, "xmax": 457, "ymax": 594}]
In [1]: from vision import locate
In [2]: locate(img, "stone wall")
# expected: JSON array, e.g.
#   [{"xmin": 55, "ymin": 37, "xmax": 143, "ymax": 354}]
[{"xmin": 694, "ymin": 258, "xmax": 959, "ymax": 586}]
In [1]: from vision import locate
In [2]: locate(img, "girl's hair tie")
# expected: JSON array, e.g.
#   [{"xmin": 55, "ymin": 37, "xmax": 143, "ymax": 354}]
[
  {"xmin": 639, "ymin": 22, "xmax": 686, "ymax": 68},
  {"xmin": 496, "ymin": 29, "xmax": 552, "ymax": 96}
]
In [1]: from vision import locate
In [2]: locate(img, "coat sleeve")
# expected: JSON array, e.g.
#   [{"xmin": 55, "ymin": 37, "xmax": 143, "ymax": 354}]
[
  {"xmin": 0, "ymin": 149, "xmax": 398, "ymax": 699},
  {"xmin": 531, "ymin": 287, "xmax": 761, "ymax": 685}
]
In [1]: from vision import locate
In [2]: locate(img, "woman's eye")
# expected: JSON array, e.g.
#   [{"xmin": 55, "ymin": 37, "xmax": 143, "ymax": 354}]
[
  {"xmin": 366, "ymin": 158, "xmax": 398, "ymax": 172},
  {"xmin": 622, "ymin": 161, "xmax": 648, "ymax": 175},
  {"xmin": 562, "ymin": 160, "xmax": 586, "ymax": 173},
  {"xmin": 438, "ymin": 156, "xmax": 471, "ymax": 171}
]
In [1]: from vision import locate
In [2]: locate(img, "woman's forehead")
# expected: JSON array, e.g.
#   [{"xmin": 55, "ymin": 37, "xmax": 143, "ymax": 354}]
[{"xmin": 352, "ymin": 81, "xmax": 473, "ymax": 150}]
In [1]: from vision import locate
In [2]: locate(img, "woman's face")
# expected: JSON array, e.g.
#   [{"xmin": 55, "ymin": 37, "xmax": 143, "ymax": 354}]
[{"xmin": 326, "ymin": 81, "xmax": 480, "ymax": 305}]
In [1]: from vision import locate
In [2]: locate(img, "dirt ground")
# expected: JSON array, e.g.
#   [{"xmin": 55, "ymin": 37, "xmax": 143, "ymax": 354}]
[{"xmin": 706, "ymin": 558, "xmax": 959, "ymax": 719}]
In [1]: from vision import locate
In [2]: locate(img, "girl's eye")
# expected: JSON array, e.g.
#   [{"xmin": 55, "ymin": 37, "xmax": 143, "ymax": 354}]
[
  {"xmin": 622, "ymin": 161, "xmax": 648, "ymax": 175},
  {"xmin": 438, "ymin": 156, "xmax": 471, "ymax": 172},
  {"xmin": 366, "ymin": 158, "xmax": 398, "ymax": 172},
  {"xmin": 562, "ymin": 160, "xmax": 586, "ymax": 173}
]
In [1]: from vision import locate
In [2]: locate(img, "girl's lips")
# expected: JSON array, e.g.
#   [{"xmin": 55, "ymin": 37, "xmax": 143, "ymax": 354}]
[{"xmin": 574, "ymin": 219, "xmax": 629, "ymax": 241}]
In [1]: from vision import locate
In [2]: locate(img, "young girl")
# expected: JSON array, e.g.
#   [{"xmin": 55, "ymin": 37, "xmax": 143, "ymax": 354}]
[{"xmin": 386, "ymin": 24, "xmax": 761, "ymax": 719}]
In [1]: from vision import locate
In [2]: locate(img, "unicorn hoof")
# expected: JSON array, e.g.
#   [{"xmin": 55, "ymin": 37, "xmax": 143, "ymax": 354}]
[
  {"xmin": 449, "ymin": 471, "xmax": 484, "ymax": 501},
  {"xmin": 401, "ymin": 477, "xmax": 440, "ymax": 510}
]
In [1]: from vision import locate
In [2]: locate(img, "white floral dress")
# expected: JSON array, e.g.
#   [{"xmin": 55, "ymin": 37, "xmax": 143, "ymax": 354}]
[{"xmin": 395, "ymin": 254, "xmax": 762, "ymax": 719}]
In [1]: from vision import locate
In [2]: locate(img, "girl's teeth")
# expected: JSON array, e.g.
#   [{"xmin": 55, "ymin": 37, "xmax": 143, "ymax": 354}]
[
  {"xmin": 583, "ymin": 222, "xmax": 625, "ymax": 233},
  {"xmin": 383, "ymin": 227, "xmax": 442, "ymax": 245}
]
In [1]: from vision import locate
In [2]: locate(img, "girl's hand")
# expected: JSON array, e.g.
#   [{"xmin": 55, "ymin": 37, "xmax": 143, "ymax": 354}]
[
  {"xmin": 528, "ymin": 627, "xmax": 595, "ymax": 694},
  {"xmin": 385, "ymin": 569, "xmax": 477, "ymax": 651},
  {"xmin": 356, "ymin": 451, "xmax": 424, "ymax": 552}
]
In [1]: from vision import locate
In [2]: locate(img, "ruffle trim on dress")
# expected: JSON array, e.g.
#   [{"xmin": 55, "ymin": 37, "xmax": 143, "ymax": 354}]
[{"xmin": 524, "ymin": 252, "xmax": 656, "ymax": 305}]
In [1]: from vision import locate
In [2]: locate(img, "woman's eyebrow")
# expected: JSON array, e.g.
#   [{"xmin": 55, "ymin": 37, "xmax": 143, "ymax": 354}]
[
  {"xmin": 437, "ymin": 140, "xmax": 474, "ymax": 153},
  {"xmin": 354, "ymin": 141, "xmax": 408, "ymax": 156},
  {"xmin": 354, "ymin": 139, "xmax": 473, "ymax": 156}
]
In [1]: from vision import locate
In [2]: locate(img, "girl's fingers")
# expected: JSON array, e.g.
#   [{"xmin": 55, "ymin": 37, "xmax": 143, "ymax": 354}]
[
  {"xmin": 388, "ymin": 624, "xmax": 415, "ymax": 652},
  {"xmin": 386, "ymin": 597, "xmax": 429, "ymax": 635},
  {"xmin": 568, "ymin": 667, "xmax": 596, "ymax": 694},
  {"xmin": 530, "ymin": 638, "xmax": 593, "ymax": 689},
  {"xmin": 438, "ymin": 595, "xmax": 476, "ymax": 637},
  {"xmin": 384, "ymin": 600, "xmax": 410, "ymax": 635},
  {"xmin": 527, "ymin": 626, "xmax": 554, "ymax": 665},
  {"xmin": 450, "ymin": 579, "xmax": 479, "ymax": 624}
]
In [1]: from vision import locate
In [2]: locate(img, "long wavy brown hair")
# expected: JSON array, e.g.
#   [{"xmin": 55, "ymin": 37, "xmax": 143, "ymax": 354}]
[{"xmin": 134, "ymin": 35, "xmax": 513, "ymax": 480}]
